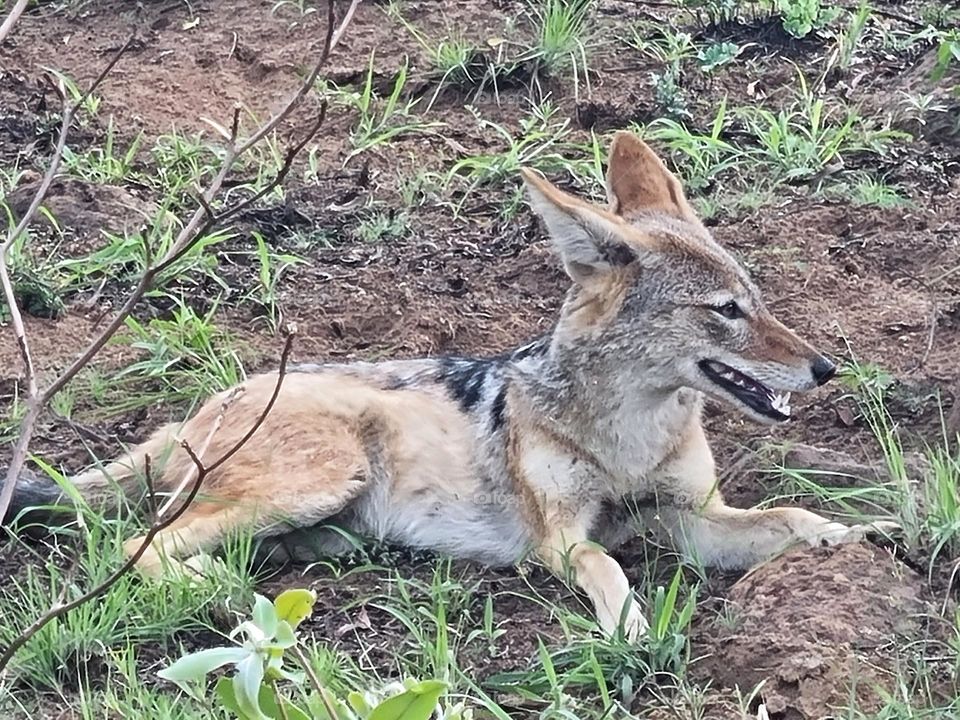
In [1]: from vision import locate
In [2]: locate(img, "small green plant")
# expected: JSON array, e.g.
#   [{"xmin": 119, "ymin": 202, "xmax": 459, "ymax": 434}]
[
  {"xmin": 835, "ymin": 174, "xmax": 910, "ymax": 208},
  {"xmin": 333, "ymin": 54, "xmax": 444, "ymax": 160},
  {"xmin": 150, "ymin": 129, "xmax": 223, "ymax": 202},
  {"xmin": 777, "ymin": 0, "xmax": 841, "ymax": 39},
  {"xmin": 643, "ymin": 569, "xmax": 697, "ymax": 675},
  {"xmin": 159, "ymin": 589, "xmax": 450, "ymax": 720},
  {"xmin": 354, "ymin": 208, "xmax": 410, "ymax": 244},
  {"xmin": 271, "ymin": 0, "xmax": 318, "ymax": 25},
  {"xmin": 396, "ymin": 167, "xmax": 444, "ymax": 207},
  {"xmin": 831, "ymin": 1, "xmax": 872, "ymax": 71},
  {"xmin": 933, "ymin": 29, "xmax": 960, "ymax": 81},
  {"xmin": 652, "ymin": 63, "xmax": 690, "ymax": 120},
  {"xmin": 640, "ymin": 98, "xmax": 743, "ymax": 191},
  {"xmin": 387, "ymin": 6, "xmax": 483, "ymax": 93},
  {"xmin": 679, "ymin": 0, "xmax": 739, "ymax": 26},
  {"xmin": 697, "ymin": 41, "xmax": 740, "ymax": 71},
  {"xmin": 44, "ymin": 67, "xmax": 102, "ymax": 117},
  {"xmin": 526, "ymin": 0, "xmax": 595, "ymax": 79},
  {"xmin": 241, "ymin": 232, "xmax": 305, "ymax": 332},
  {"xmin": 739, "ymin": 71, "xmax": 905, "ymax": 182},
  {"xmin": 808, "ymin": 357, "xmax": 960, "ymax": 567},
  {"xmin": 2, "ymin": 266, "xmax": 64, "ymax": 320},
  {"xmin": 444, "ymin": 100, "xmax": 599, "ymax": 209},
  {"xmin": 61, "ymin": 117, "xmax": 144, "ymax": 184},
  {"xmin": 56, "ymin": 221, "xmax": 232, "ymax": 296},
  {"xmin": 624, "ymin": 26, "xmax": 695, "ymax": 65}
]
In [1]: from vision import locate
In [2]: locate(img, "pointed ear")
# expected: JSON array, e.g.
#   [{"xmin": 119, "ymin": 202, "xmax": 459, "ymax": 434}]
[
  {"xmin": 605, "ymin": 131, "xmax": 697, "ymax": 221},
  {"xmin": 521, "ymin": 168, "xmax": 643, "ymax": 284}
]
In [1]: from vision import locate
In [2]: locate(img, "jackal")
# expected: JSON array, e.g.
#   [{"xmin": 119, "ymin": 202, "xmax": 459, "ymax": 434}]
[{"xmin": 7, "ymin": 132, "xmax": 892, "ymax": 639}]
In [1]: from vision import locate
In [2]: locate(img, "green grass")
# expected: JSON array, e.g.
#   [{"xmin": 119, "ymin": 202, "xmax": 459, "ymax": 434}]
[
  {"xmin": 60, "ymin": 117, "xmax": 143, "ymax": 184},
  {"xmin": 0, "ymin": 496, "xmax": 256, "ymax": 692},
  {"xmin": 113, "ymin": 295, "xmax": 246, "ymax": 408},
  {"xmin": 329, "ymin": 54, "xmax": 445, "ymax": 160},
  {"xmin": 444, "ymin": 99, "xmax": 603, "ymax": 215},
  {"xmin": 768, "ymin": 356, "xmax": 960, "ymax": 574},
  {"xmin": 739, "ymin": 71, "xmax": 906, "ymax": 183},
  {"xmin": 527, "ymin": 0, "xmax": 595, "ymax": 81}
]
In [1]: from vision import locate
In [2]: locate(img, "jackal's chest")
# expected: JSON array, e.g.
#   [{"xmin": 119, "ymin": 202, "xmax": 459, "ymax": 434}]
[{"xmin": 588, "ymin": 389, "xmax": 701, "ymax": 497}]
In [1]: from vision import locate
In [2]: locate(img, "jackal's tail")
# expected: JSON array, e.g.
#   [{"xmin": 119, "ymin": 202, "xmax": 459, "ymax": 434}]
[{"xmin": 3, "ymin": 423, "xmax": 178, "ymax": 524}]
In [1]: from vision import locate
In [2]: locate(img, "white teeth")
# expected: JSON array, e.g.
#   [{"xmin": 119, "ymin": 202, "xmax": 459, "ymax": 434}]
[{"xmin": 771, "ymin": 391, "xmax": 792, "ymax": 416}]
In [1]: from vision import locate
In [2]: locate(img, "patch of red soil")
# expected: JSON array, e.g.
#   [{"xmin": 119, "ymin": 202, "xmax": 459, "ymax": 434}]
[{"xmin": 692, "ymin": 544, "xmax": 951, "ymax": 719}]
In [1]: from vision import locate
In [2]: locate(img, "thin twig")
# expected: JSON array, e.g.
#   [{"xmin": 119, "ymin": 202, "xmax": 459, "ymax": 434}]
[
  {"xmin": 916, "ymin": 300, "xmax": 938, "ymax": 371},
  {"xmin": 156, "ymin": 386, "xmax": 245, "ymax": 518},
  {"xmin": 206, "ymin": 332, "xmax": 295, "ymax": 475},
  {"xmin": 0, "ymin": 0, "xmax": 30, "ymax": 46},
  {"xmin": 291, "ymin": 644, "xmax": 340, "ymax": 720},
  {"xmin": 271, "ymin": 679, "xmax": 292, "ymax": 720}
]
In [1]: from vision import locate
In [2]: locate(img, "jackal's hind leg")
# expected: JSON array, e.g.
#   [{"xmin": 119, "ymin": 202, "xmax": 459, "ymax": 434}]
[{"xmin": 125, "ymin": 470, "xmax": 369, "ymax": 579}]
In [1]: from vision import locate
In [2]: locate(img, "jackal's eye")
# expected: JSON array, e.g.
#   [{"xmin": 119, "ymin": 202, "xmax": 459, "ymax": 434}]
[{"xmin": 710, "ymin": 301, "xmax": 744, "ymax": 320}]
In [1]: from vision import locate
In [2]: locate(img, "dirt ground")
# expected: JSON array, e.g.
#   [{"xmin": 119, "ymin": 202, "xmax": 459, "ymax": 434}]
[{"xmin": 1, "ymin": 0, "xmax": 959, "ymax": 718}]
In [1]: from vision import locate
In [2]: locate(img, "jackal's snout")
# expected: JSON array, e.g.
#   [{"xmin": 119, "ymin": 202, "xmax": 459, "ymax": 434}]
[{"xmin": 811, "ymin": 355, "xmax": 837, "ymax": 386}]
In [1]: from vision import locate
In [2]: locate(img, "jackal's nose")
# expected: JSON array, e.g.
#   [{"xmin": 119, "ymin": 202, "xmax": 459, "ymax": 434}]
[{"xmin": 811, "ymin": 356, "xmax": 837, "ymax": 386}]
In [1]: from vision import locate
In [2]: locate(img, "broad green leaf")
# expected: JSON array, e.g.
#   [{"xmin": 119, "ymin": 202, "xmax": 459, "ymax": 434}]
[
  {"xmin": 158, "ymin": 646, "xmax": 249, "ymax": 696},
  {"xmin": 234, "ymin": 653, "xmax": 269, "ymax": 720},
  {"xmin": 217, "ymin": 677, "xmax": 312, "ymax": 720},
  {"xmin": 348, "ymin": 690, "xmax": 372, "ymax": 713},
  {"xmin": 215, "ymin": 677, "xmax": 246, "ymax": 717},
  {"xmin": 367, "ymin": 680, "xmax": 447, "ymax": 720},
  {"xmin": 274, "ymin": 589, "xmax": 317, "ymax": 629},
  {"xmin": 259, "ymin": 683, "xmax": 312, "ymax": 720},
  {"xmin": 252, "ymin": 593, "xmax": 279, "ymax": 638},
  {"xmin": 273, "ymin": 620, "xmax": 297, "ymax": 648},
  {"xmin": 310, "ymin": 693, "xmax": 354, "ymax": 720}
]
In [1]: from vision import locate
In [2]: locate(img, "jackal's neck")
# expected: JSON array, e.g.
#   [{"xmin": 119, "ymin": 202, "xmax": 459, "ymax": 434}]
[{"xmin": 510, "ymin": 335, "xmax": 693, "ymax": 435}]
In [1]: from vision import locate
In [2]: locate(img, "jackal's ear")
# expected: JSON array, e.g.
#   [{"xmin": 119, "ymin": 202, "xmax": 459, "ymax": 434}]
[
  {"xmin": 605, "ymin": 131, "xmax": 697, "ymax": 221},
  {"xmin": 521, "ymin": 167, "xmax": 639, "ymax": 283}
]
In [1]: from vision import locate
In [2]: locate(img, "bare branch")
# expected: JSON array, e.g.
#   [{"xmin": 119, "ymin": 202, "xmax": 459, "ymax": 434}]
[
  {"xmin": 0, "ymin": 38, "xmax": 135, "ymax": 522},
  {"xmin": 235, "ymin": 0, "xmax": 358, "ymax": 155},
  {"xmin": 0, "ymin": 0, "xmax": 30, "ymax": 47}
]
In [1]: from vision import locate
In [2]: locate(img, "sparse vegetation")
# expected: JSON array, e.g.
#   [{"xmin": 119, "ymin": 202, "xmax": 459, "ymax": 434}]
[{"xmin": 1, "ymin": 0, "xmax": 958, "ymax": 718}]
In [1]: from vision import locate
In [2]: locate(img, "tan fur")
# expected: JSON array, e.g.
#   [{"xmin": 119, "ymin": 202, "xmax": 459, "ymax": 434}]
[{"xmin": 18, "ymin": 132, "xmax": 896, "ymax": 641}]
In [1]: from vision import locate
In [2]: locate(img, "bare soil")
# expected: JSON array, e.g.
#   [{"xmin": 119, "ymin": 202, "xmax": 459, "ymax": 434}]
[{"xmin": 1, "ymin": 0, "xmax": 958, "ymax": 717}]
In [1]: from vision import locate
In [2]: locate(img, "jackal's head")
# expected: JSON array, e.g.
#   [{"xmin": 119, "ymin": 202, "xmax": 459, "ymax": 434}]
[{"xmin": 522, "ymin": 131, "xmax": 835, "ymax": 424}]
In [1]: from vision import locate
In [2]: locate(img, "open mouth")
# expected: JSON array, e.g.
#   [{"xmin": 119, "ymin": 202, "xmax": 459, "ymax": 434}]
[{"xmin": 698, "ymin": 359, "xmax": 792, "ymax": 422}]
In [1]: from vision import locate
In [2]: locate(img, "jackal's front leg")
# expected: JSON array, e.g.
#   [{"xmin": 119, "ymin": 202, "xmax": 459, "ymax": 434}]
[
  {"xmin": 652, "ymin": 422, "xmax": 896, "ymax": 569},
  {"xmin": 535, "ymin": 520, "xmax": 647, "ymax": 641},
  {"xmin": 657, "ymin": 502, "xmax": 898, "ymax": 570}
]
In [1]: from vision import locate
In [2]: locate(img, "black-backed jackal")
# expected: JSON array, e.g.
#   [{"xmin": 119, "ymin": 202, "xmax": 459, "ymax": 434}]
[{"xmin": 7, "ymin": 132, "xmax": 893, "ymax": 639}]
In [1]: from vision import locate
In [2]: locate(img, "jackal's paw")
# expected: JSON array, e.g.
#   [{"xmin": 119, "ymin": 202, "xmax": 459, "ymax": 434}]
[
  {"xmin": 601, "ymin": 598, "xmax": 648, "ymax": 643},
  {"xmin": 181, "ymin": 552, "xmax": 226, "ymax": 580},
  {"xmin": 812, "ymin": 520, "xmax": 902, "ymax": 548},
  {"xmin": 621, "ymin": 599, "xmax": 649, "ymax": 643}
]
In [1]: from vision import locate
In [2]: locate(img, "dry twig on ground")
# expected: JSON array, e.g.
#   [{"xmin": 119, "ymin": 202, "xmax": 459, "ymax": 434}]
[{"xmin": 0, "ymin": 0, "xmax": 29, "ymax": 47}]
